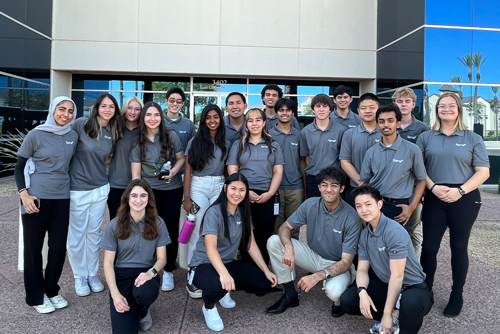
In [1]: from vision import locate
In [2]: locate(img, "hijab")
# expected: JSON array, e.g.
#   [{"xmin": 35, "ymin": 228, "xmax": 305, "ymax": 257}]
[{"xmin": 35, "ymin": 96, "xmax": 77, "ymax": 135}]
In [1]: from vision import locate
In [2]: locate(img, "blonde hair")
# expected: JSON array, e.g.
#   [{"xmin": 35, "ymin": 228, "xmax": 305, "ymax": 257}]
[
  {"xmin": 432, "ymin": 93, "xmax": 468, "ymax": 131},
  {"xmin": 121, "ymin": 96, "xmax": 144, "ymax": 115},
  {"xmin": 392, "ymin": 88, "xmax": 417, "ymax": 103}
]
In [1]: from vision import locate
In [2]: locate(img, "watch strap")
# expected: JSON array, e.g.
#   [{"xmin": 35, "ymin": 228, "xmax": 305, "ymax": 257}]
[
  {"xmin": 149, "ymin": 267, "xmax": 158, "ymax": 277},
  {"xmin": 357, "ymin": 286, "xmax": 367, "ymax": 294}
]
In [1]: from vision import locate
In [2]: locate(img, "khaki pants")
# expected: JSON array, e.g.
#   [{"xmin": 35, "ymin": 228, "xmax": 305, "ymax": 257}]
[
  {"xmin": 267, "ymin": 235, "xmax": 355, "ymax": 304},
  {"xmin": 273, "ymin": 189, "xmax": 303, "ymax": 240},
  {"xmin": 408, "ymin": 203, "xmax": 423, "ymax": 259}
]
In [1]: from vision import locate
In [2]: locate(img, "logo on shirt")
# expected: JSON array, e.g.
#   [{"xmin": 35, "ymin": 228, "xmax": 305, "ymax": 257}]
[
  {"xmin": 393, "ymin": 159, "xmax": 403, "ymax": 163},
  {"xmin": 179, "ymin": 131, "xmax": 187, "ymax": 133},
  {"xmin": 349, "ymin": 125, "xmax": 356, "ymax": 128},
  {"xmin": 456, "ymin": 143, "xmax": 466, "ymax": 147},
  {"xmin": 375, "ymin": 139, "xmax": 380, "ymax": 142},
  {"xmin": 328, "ymin": 139, "xmax": 337, "ymax": 143},
  {"xmin": 66, "ymin": 141, "xmax": 74, "ymax": 145},
  {"xmin": 332, "ymin": 228, "xmax": 342, "ymax": 234},
  {"xmin": 261, "ymin": 145, "xmax": 268, "ymax": 148},
  {"xmin": 378, "ymin": 246, "xmax": 386, "ymax": 251},
  {"xmin": 104, "ymin": 135, "xmax": 111, "ymax": 139},
  {"xmin": 291, "ymin": 142, "xmax": 298, "ymax": 146},
  {"xmin": 407, "ymin": 135, "xmax": 417, "ymax": 139},
  {"xmin": 236, "ymin": 221, "xmax": 242, "ymax": 225}
]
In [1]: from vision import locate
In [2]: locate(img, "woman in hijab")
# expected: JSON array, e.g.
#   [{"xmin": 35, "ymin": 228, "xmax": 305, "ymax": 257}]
[{"xmin": 15, "ymin": 96, "xmax": 78, "ymax": 313}]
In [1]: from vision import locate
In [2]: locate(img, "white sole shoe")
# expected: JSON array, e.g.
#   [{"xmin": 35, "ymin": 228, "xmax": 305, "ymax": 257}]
[
  {"xmin": 33, "ymin": 295, "xmax": 55, "ymax": 314},
  {"xmin": 202, "ymin": 305, "xmax": 224, "ymax": 332},
  {"xmin": 219, "ymin": 292, "xmax": 236, "ymax": 309},
  {"xmin": 49, "ymin": 295, "xmax": 68, "ymax": 309},
  {"xmin": 162, "ymin": 273, "xmax": 174, "ymax": 291}
]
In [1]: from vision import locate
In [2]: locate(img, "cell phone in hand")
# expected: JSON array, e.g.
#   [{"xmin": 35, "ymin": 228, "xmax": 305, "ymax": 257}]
[
  {"xmin": 20, "ymin": 198, "xmax": 40, "ymax": 215},
  {"xmin": 192, "ymin": 201, "xmax": 200, "ymax": 214}
]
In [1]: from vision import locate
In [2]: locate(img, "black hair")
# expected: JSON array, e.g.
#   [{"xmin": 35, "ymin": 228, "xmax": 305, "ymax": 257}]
[
  {"xmin": 359, "ymin": 93, "xmax": 380, "ymax": 105},
  {"xmin": 165, "ymin": 87, "xmax": 186, "ymax": 102},
  {"xmin": 333, "ymin": 85, "xmax": 352, "ymax": 98},
  {"xmin": 83, "ymin": 93, "xmax": 124, "ymax": 144},
  {"xmin": 200, "ymin": 173, "xmax": 252, "ymax": 252},
  {"xmin": 376, "ymin": 104, "xmax": 402, "ymax": 122},
  {"xmin": 225, "ymin": 92, "xmax": 247, "ymax": 106},
  {"xmin": 316, "ymin": 166, "xmax": 346, "ymax": 185},
  {"xmin": 237, "ymin": 108, "xmax": 274, "ymax": 166},
  {"xmin": 261, "ymin": 84, "xmax": 283, "ymax": 99},
  {"xmin": 351, "ymin": 185, "xmax": 382, "ymax": 202},
  {"xmin": 311, "ymin": 93, "xmax": 333, "ymax": 111},
  {"xmin": 188, "ymin": 105, "xmax": 227, "ymax": 172},
  {"xmin": 274, "ymin": 98, "xmax": 298, "ymax": 118}
]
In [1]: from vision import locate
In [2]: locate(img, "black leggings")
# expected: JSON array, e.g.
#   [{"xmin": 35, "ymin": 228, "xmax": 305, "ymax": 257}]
[
  {"xmin": 107, "ymin": 187, "xmax": 125, "ymax": 220},
  {"xmin": 340, "ymin": 269, "xmax": 433, "ymax": 334},
  {"xmin": 192, "ymin": 261, "xmax": 274, "ymax": 309},
  {"xmin": 22, "ymin": 198, "xmax": 70, "ymax": 306},
  {"xmin": 241, "ymin": 189, "xmax": 279, "ymax": 265},
  {"xmin": 420, "ymin": 186, "xmax": 481, "ymax": 292},
  {"xmin": 153, "ymin": 187, "xmax": 183, "ymax": 272},
  {"xmin": 109, "ymin": 267, "xmax": 160, "ymax": 334}
]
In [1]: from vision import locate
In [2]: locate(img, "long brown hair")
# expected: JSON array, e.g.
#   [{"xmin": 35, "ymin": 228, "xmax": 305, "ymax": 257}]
[{"xmin": 115, "ymin": 179, "xmax": 160, "ymax": 241}]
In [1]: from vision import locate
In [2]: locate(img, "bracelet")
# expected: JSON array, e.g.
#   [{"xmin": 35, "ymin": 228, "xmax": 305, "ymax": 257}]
[
  {"xmin": 18, "ymin": 188, "xmax": 27, "ymax": 194},
  {"xmin": 430, "ymin": 184, "xmax": 436, "ymax": 192},
  {"xmin": 112, "ymin": 293, "xmax": 120, "ymax": 299}
]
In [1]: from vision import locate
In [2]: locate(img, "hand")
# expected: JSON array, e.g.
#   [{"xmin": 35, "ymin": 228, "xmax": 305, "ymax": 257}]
[
  {"xmin": 297, "ymin": 273, "xmax": 321, "ymax": 293},
  {"xmin": 20, "ymin": 191, "xmax": 39, "ymax": 214},
  {"xmin": 112, "ymin": 293, "xmax": 130, "ymax": 313},
  {"xmin": 219, "ymin": 273, "xmax": 235, "ymax": 292},
  {"xmin": 394, "ymin": 204, "xmax": 414, "ymax": 225},
  {"xmin": 432, "ymin": 185, "xmax": 449, "ymax": 199},
  {"xmin": 282, "ymin": 244, "xmax": 295, "ymax": 269},
  {"xmin": 439, "ymin": 187, "xmax": 462, "ymax": 203},
  {"xmin": 255, "ymin": 191, "xmax": 272, "ymax": 204},
  {"xmin": 265, "ymin": 270, "xmax": 278, "ymax": 287},
  {"xmin": 162, "ymin": 169, "xmax": 178, "ymax": 183},
  {"xmin": 249, "ymin": 190, "xmax": 259, "ymax": 203},
  {"xmin": 380, "ymin": 314, "xmax": 395, "ymax": 333},
  {"xmin": 357, "ymin": 181, "xmax": 367, "ymax": 187},
  {"xmin": 359, "ymin": 291, "xmax": 377, "ymax": 319},
  {"xmin": 134, "ymin": 270, "xmax": 153, "ymax": 287},
  {"xmin": 183, "ymin": 198, "xmax": 194, "ymax": 214}
]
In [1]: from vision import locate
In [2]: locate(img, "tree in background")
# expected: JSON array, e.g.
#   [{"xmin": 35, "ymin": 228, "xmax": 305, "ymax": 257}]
[
  {"xmin": 451, "ymin": 76, "xmax": 463, "ymax": 99},
  {"xmin": 491, "ymin": 86, "xmax": 499, "ymax": 140},
  {"xmin": 472, "ymin": 52, "xmax": 488, "ymax": 124}
]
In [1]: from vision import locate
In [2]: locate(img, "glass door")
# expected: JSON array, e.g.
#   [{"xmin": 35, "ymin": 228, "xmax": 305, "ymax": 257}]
[{"xmin": 190, "ymin": 93, "xmax": 227, "ymax": 128}]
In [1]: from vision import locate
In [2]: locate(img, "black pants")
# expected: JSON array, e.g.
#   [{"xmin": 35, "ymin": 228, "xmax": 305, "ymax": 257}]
[
  {"xmin": 420, "ymin": 186, "xmax": 481, "ymax": 292},
  {"xmin": 345, "ymin": 185, "xmax": 356, "ymax": 208},
  {"xmin": 107, "ymin": 187, "xmax": 126, "ymax": 220},
  {"xmin": 193, "ymin": 261, "xmax": 274, "ymax": 309},
  {"xmin": 381, "ymin": 198, "xmax": 410, "ymax": 233},
  {"xmin": 153, "ymin": 187, "xmax": 183, "ymax": 272},
  {"xmin": 340, "ymin": 269, "xmax": 433, "ymax": 334},
  {"xmin": 22, "ymin": 198, "xmax": 70, "ymax": 306},
  {"xmin": 305, "ymin": 174, "xmax": 320, "ymax": 198},
  {"xmin": 241, "ymin": 189, "xmax": 279, "ymax": 265},
  {"xmin": 110, "ymin": 267, "xmax": 160, "ymax": 334}
]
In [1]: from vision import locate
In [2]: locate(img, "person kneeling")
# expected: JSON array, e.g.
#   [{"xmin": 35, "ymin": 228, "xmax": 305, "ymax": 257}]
[
  {"xmin": 266, "ymin": 167, "xmax": 361, "ymax": 317},
  {"xmin": 100, "ymin": 179, "xmax": 170, "ymax": 333},
  {"xmin": 189, "ymin": 173, "xmax": 278, "ymax": 332},
  {"xmin": 340, "ymin": 186, "xmax": 433, "ymax": 334}
]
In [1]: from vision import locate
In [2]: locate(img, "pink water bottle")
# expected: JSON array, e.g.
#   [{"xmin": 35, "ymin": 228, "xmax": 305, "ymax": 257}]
[{"xmin": 178, "ymin": 213, "xmax": 196, "ymax": 244}]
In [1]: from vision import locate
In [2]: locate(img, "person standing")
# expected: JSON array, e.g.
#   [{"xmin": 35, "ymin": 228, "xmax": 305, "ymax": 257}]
[
  {"xmin": 68, "ymin": 93, "xmax": 124, "ymax": 297},
  {"xmin": 261, "ymin": 84, "xmax": 300, "ymax": 130},
  {"xmin": 15, "ymin": 96, "xmax": 78, "ymax": 313},
  {"xmin": 417, "ymin": 93, "xmax": 489, "ymax": 317},
  {"xmin": 224, "ymin": 92, "xmax": 247, "ymax": 145},
  {"xmin": 330, "ymin": 85, "xmax": 362, "ymax": 129},
  {"xmin": 164, "ymin": 87, "xmax": 195, "ymax": 151}
]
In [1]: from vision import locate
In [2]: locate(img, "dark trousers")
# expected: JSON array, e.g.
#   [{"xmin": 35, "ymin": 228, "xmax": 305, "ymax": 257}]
[
  {"xmin": 340, "ymin": 269, "xmax": 433, "ymax": 334},
  {"xmin": 107, "ymin": 187, "xmax": 125, "ymax": 220},
  {"xmin": 381, "ymin": 198, "xmax": 410, "ymax": 233},
  {"xmin": 153, "ymin": 187, "xmax": 183, "ymax": 272},
  {"xmin": 110, "ymin": 267, "xmax": 160, "ymax": 334},
  {"xmin": 241, "ymin": 189, "xmax": 279, "ymax": 265},
  {"xmin": 345, "ymin": 185, "xmax": 356, "ymax": 208},
  {"xmin": 305, "ymin": 174, "xmax": 320, "ymax": 198},
  {"xmin": 22, "ymin": 198, "xmax": 70, "ymax": 306},
  {"xmin": 420, "ymin": 186, "xmax": 481, "ymax": 292},
  {"xmin": 193, "ymin": 261, "xmax": 274, "ymax": 309}
]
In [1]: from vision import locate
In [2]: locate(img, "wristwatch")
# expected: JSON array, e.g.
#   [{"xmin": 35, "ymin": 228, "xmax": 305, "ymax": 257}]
[
  {"xmin": 357, "ymin": 286, "xmax": 367, "ymax": 294},
  {"xmin": 458, "ymin": 186, "xmax": 466, "ymax": 196},
  {"xmin": 149, "ymin": 267, "xmax": 158, "ymax": 277},
  {"xmin": 323, "ymin": 269, "xmax": 332, "ymax": 280}
]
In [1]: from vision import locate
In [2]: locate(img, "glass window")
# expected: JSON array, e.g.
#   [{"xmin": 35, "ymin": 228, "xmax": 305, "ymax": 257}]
[
  {"xmin": 472, "ymin": 30, "xmax": 500, "ymax": 85},
  {"xmin": 425, "ymin": 0, "xmax": 473, "ymax": 26},
  {"xmin": 473, "ymin": 0, "xmax": 500, "ymax": 28}
]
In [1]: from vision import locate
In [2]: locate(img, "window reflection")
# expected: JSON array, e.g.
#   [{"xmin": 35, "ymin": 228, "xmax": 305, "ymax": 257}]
[{"xmin": 425, "ymin": 0, "xmax": 472, "ymax": 26}]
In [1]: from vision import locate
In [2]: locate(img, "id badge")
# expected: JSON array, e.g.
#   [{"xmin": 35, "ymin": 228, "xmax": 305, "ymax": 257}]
[
  {"xmin": 188, "ymin": 268, "xmax": 195, "ymax": 285},
  {"xmin": 274, "ymin": 202, "xmax": 279, "ymax": 215}
]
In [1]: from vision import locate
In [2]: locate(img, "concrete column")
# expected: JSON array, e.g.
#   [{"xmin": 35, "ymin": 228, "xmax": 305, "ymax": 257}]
[
  {"xmin": 360, "ymin": 79, "xmax": 377, "ymax": 94},
  {"xmin": 50, "ymin": 70, "xmax": 72, "ymax": 100}
]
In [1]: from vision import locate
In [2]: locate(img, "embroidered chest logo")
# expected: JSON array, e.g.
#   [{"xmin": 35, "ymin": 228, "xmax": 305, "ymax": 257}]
[
  {"xmin": 332, "ymin": 228, "xmax": 342, "ymax": 234},
  {"xmin": 328, "ymin": 139, "xmax": 337, "ymax": 143},
  {"xmin": 236, "ymin": 221, "xmax": 242, "ymax": 225},
  {"xmin": 378, "ymin": 246, "xmax": 386, "ymax": 251},
  {"xmin": 393, "ymin": 159, "xmax": 403, "ymax": 163},
  {"xmin": 455, "ymin": 143, "xmax": 466, "ymax": 147},
  {"xmin": 104, "ymin": 135, "xmax": 112, "ymax": 139},
  {"xmin": 291, "ymin": 142, "xmax": 298, "ymax": 146},
  {"xmin": 261, "ymin": 145, "xmax": 268, "ymax": 148},
  {"xmin": 407, "ymin": 135, "xmax": 417, "ymax": 139},
  {"xmin": 66, "ymin": 141, "xmax": 74, "ymax": 145},
  {"xmin": 375, "ymin": 139, "xmax": 380, "ymax": 142},
  {"xmin": 349, "ymin": 125, "xmax": 356, "ymax": 128},
  {"xmin": 179, "ymin": 131, "xmax": 187, "ymax": 133}
]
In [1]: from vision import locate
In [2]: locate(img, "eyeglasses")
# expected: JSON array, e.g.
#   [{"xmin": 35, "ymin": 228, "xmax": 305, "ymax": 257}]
[
  {"xmin": 319, "ymin": 183, "xmax": 340, "ymax": 190},
  {"xmin": 437, "ymin": 104, "xmax": 458, "ymax": 109},
  {"xmin": 168, "ymin": 99, "xmax": 184, "ymax": 105}
]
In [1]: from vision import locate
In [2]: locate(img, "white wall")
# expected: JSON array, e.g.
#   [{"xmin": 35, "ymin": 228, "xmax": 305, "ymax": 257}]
[{"xmin": 51, "ymin": 0, "xmax": 377, "ymax": 80}]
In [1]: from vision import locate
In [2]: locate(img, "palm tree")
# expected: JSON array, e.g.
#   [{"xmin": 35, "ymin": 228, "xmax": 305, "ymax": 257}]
[
  {"xmin": 451, "ymin": 76, "xmax": 463, "ymax": 99},
  {"xmin": 457, "ymin": 54, "xmax": 473, "ymax": 83},
  {"xmin": 492, "ymin": 86, "xmax": 499, "ymax": 140},
  {"xmin": 472, "ymin": 52, "xmax": 489, "ymax": 123}
]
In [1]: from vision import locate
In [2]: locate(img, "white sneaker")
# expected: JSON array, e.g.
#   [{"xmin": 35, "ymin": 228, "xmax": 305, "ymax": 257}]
[
  {"xmin": 202, "ymin": 305, "xmax": 224, "ymax": 332},
  {"xmin": 49, "ymin": 295, "xmax": 68, "ymax": 309},
  {"xmin": 88, "ymin": 276, "xmax": 104, "ymax": 293},
  {"xmin": 219, "ymin": 292, "xmax": 236, "ymax": 309},
  {"xmin": 162, "ymin": 272, "xmax": 174, "ymax": 291},
  {"xmin": 139, "ymin": 310, "xmax": 153, "ymax": 332},
  {"xmin": 33, "ymin": 294, "xmax": 55, "ymax": 314},
  {"xmin": 75, "ymin": 277, "xmax": 90, "ymax": 296}
]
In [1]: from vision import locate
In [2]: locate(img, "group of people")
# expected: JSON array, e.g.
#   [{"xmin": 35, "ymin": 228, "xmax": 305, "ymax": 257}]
[{"xmin": 15, "ymin": 83, "xmax": 489, "ymax": 333}]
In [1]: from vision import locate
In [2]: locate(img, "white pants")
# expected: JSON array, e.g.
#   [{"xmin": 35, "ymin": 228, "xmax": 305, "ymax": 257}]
[
  {"xmin": 186, "ymin": 175, "xmax": 224, "ymax": 265},
  {"xmin": 67, "ymin": 184, "xmax": 109, "ymax": 278},
  {"xmin": 267, "ymin": 235, "xmax": 355, "ymax": 304}
]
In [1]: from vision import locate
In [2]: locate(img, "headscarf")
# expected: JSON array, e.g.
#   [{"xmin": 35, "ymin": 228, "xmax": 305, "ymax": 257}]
[{"xmin": 35, "ymin": 96, "xmax": 77, "ymax": 135}]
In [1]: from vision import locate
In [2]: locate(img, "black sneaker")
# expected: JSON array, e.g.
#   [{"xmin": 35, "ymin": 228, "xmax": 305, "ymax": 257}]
[
  {"xmin": 331, "ymin": 302, "xmax": 345, "ymax": 318},
  {"xmin": 186, "ymin": 282, "xmax": 202, "ymax": 299}
]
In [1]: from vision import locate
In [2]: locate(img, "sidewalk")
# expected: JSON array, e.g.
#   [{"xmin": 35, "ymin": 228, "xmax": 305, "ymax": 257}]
[{"xmin": 0, "ymin": 178, "xmax": 498, "ymax": 333}]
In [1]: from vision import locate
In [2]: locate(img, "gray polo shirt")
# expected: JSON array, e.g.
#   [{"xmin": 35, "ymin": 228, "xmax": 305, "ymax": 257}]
[
  {"xmin": 185, "ymin": 137, "xmax": 231, "ymax": 177},
  {"xmin": 339, "ymin": 124, "xmax": 382, "ymax": 187},
  {"xmin": 397, "ymin": 115, "xmax": 430, "ymax": 144},
  {"xmin": 129, "ymin": 130, "xmax": 184, "ymax": 190},
  {"xmin": 360, "ymin": 135, "xmax": 427, "ymax": 199},
  {"xmin": 358, "ymin": 215, "xmax": 425, "ymax": 287},
  {"xmin": 330, "ymin": 109, "xmax": 362, "ymax": 129},
  {"xmin": 164, "ymin": 114, "xmax": 195, "ymax": 150},
  {"xmin": 267, "ymin": 115, "xmax": 300, "ymax": 131},
  {"xmin": 69, "ymin": 117, "xmax": 114, "ymax": 191},
  {"xmin": 189, "ymin": 206, "xmax": 253, "ymax": 267},
  {"xmin": 108, "ymin": 127, "xmax": 138, "ymax": 189},
  {"xmin": 287, "ymin": 198, "xmax": 361, "ymax": 261},
  {"xmin": 18, "ymin": 129, "xmax": 78, "ymax": 199},
  {"xmin": 226, "ymin": 139, "xmax": 284, "ymax": 191},
  {"xmin": 416, "ymin": 129, "xmax": 490, "ymax": 184},
  {"xmin": 270, "ymin": 126, "xmax": 303, "ymax": 190},
  {"xmin": 300, "ymin": 119, "xmax": 346, "ymax": 175},
  {"xmin": 99, "ymin": 216, "xmax": 171, "ymax": 268},
  {"xmin": 224, "ymin": 116, "xmax": 242, "ymax": 145}
]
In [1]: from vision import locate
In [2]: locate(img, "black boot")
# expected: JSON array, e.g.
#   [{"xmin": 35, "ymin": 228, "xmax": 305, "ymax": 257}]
[
  {"xmin": 266, "ymin": 293, "xmax": 299, "ymax": 314},
  {"xmin": 331, "ymin": 302, "xmax": 345, "ymax": 318},
  {"xmin": 443, "ymin": 290, "xmax": 463, "ymax": 317}
]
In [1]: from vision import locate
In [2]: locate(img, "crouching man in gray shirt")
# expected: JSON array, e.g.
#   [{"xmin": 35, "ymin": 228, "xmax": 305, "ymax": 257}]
[
  {"xmin": 266, "ymin": 167, "xmax": 361, "ymax": 318},
  {"xmin": 340, "ymin": 186, "xmax": 433, "ymax": 334}
]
